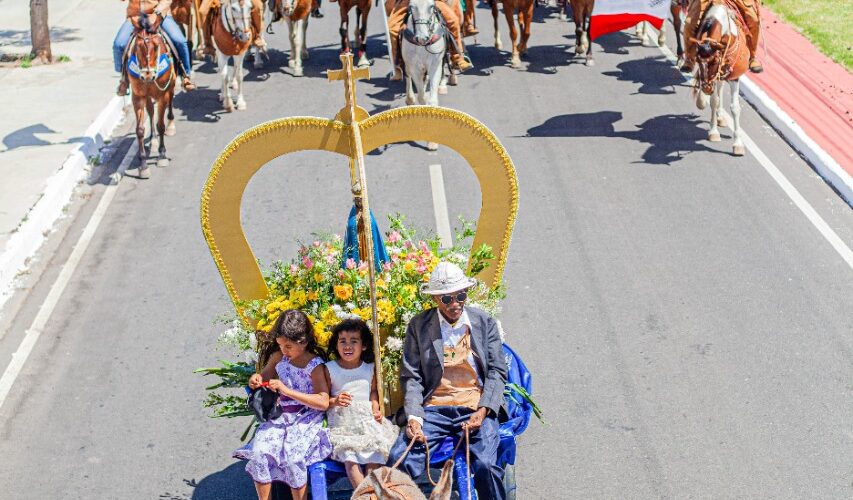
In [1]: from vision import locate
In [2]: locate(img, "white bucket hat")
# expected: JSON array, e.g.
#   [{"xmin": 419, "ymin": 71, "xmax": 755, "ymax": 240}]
[{"xmin": 420, "ymin": 262, "xmax": 477, "ymax": 295}]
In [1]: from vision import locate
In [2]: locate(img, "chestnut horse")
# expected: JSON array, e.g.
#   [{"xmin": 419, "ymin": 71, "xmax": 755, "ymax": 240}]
[
  {"xmin": 270, "ymin": 0, "xmax": 313, "ymax": 76},
  {"xmin": 693, "ymin": 0, "xmax": 749, "ymax": 156},
  {"xmin": 171, "ymin": 0, "xmax": 202, "ymax": 58},
  {"xmin": 128, "ymin": 18, "xmax": 177, "ymax": 178},
  {"xmin": 489, "ymin": 0, "xmax": 535, "ymax": 68},
  {"xmin": 569, "ymin": 0, "xmax": 594, "ymax": 65},
  {"xmin": 337, "ymin": 0, "xmax": 371, "ymax": 67},
  {"xmin": 211, "ymin": 0, "xmax": 255, "ymax": 111}
]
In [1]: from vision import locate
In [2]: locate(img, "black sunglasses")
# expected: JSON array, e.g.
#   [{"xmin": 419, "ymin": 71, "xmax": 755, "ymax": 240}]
[{"xmin": 439, "ymin": 292, "xmax": 468, "ymax": 305}]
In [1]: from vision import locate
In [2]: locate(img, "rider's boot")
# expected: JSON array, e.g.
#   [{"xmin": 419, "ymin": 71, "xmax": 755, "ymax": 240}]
[
  {"xmin": 463, "ymin": 23, "xmax": 479, "ymax": 37},
  {"xmin": 679, "ymin": 59, "xmax": 695, "ymax": 73},
  {"xmin": 451, "ymin": 53, "xmax": 473, "ymax": 72},
  {"xmin": 748, "ymin": 58, "xmax": 763, "ymax": 73},
  {"xmin": 116, "ymin": 78, "xmax": 130, "ymax": 97},
  {"xmin": 182, "ymin": 76, "xmax": 196, "ymax": 91}
]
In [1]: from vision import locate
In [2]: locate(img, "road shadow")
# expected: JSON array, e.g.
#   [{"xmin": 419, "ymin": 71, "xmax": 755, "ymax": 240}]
[
  {"xmin": 0, "ymin": 27, "xmax": 81, "ymax": 48},
  {"xmin": 602, "ymin": 56, "xmax": 686, "ymax": 95},
  {"xmin": 1, "ymin": 123, "xmax": 103, "ymax": 153},
  {"xmin": 184, "ymin": 461, "xmax": 258, "ymax": 500},
  {"xmin": 526, "ymin": 111, "xmax": 718, "ymax": 165},
  {"xmin": 172, "ymin": 87, "xmax": 226, "ymax": 123}
]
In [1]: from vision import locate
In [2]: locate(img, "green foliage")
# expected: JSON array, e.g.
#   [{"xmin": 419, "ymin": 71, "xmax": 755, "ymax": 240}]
[
  {"xmin": 762, "ymin": 0, "xmax": 852, "ymax": 70},
  {"xmin": 505, "ymin": 383, "xmax": 544, "ymax": 423}
]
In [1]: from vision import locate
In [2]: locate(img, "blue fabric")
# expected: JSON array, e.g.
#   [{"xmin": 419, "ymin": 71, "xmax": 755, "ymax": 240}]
[
  {"xmin": 388, "ymin": 406, "xmax": 505, "ymax": 500},
  {"xmin": 112, "ymin": 17, "xmax": 192, "ymax": 76},
  {"xmin": 342, "ymin": 205, "xmax": 389, "ymax": 267}
]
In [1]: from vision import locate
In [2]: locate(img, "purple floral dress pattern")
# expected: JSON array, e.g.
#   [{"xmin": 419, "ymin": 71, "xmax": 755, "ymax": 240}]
[{"xmin": 233, "ymin": 356, "xmax": 332, "ymax": 487}]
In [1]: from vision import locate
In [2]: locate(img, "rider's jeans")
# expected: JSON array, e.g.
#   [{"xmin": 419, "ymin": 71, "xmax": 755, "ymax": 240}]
[{"xmin": 112, "ymin": 17, "xmax": 192, "ymax": 77}]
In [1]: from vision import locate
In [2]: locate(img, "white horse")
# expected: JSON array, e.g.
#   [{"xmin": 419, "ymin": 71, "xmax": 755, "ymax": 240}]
[
  {"xmin": 402, "ymin": 0, "xmax": 454, "ymax": 148},
  {"xmin": 275, "ymin": 0, "xmax": 312, "ymax": 77},
  {"xmin": 214, "ymin": 0, "xmax": 254, "ymax": 111}
]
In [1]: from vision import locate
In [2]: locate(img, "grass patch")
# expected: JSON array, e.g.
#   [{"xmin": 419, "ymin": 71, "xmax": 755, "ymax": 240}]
[
  {"xmin": 20, "ymin": 54, "xmax": 33, "ymax": 68},
  {"xmin": 762, "ymin": 0, "xmax": 852, "ymax": 71},
  {"xmin": 56, "ymin": 54, "xmax": 71, "ymax": 63}
]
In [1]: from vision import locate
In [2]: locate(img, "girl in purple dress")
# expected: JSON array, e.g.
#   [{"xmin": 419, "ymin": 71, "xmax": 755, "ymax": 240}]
[{"xmin": 234, "ymin": 310, "xmax": 332, "ymax": 500}]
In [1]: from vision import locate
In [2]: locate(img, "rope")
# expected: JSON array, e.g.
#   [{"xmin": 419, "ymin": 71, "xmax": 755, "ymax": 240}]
[{"xmin": 391, "ymin": 427, "xmax": 473, "ymax": 500}]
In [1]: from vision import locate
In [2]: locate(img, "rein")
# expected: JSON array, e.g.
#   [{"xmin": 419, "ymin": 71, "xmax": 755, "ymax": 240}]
[
  {"xmin": 221, "ymin": 0, "xmax": 253, "ymax": 41},
  {"xmin": 392, "ymin": 428, "xmax": 473, "ymax": 500},
  {"xmin": 133, "ymin": 31, "xmax": 175, "ymax": 92},
  {"xmin": 403, "ymin": 5, "xmax": 445, "ymax": 49},
  {"xmin": 695, "ymin": 1, "xmax": 743, "ymax": 88}
]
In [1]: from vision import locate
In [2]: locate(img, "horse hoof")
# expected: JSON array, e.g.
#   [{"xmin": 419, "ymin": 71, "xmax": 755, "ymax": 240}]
[
  {"xmin": 448, "ymin": 73, "xmax": 458, "ymax": 86},
  {"xmin": 438, "ymin": 85, "xmax": 448, "ymax": 95},
  {"xmin": 357, "ymin": 55, "xmax": 369, "ymax": 68},
  {"xmin": 733, "ymin": 144, "xmax": 746, "ymax": 156},
  {"xmin": 708, "ymin": 131, "xmax": 721, "ymax": 142},
  {"xmin": 293, "ymin": 67, "xmax": 304, "ymax": 77},
  {"xmin": 585, "ymin": 58, "xmax": 595, "ymax": 67},
  {"xmin": 405, "ymin": 97, "xmax": 416, "ymax": 106},
  {"xmin": 165, "ymin": 122, "xmax": 176, "ymax": 137},
  {"xmin": 236, "ymin": 100, "xmax": 247, "ymax": 111},
  {"xmin": 511, "ymin": 55, "xmax": 521, "ymax": 68},
  {"xmin": 139, "ymin": 167, "xmax": 150, "ymax": 179},
  {"xmin": 716, "ymin": 117, "xmax": 728, "ymax": 128},
  {"xmin": 288, "ymin": 59, "xmax": 296, "ymax": 68},
  {"xmin": 427, "ymin": 142, "xmax": 438, "ymax": 151},
  {"xmin": 157, "ymin": 157, "xmax": 169, "ymax": 168},
  {"xmin": 495, "ymin": 40, "xmax": 503, "ymax": 50}
]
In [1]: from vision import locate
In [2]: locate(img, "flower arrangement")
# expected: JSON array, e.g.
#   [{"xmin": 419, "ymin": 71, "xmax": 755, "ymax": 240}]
[{"xmin": 198, "ymin": 215, "xmax": 506, "ymax": 425}]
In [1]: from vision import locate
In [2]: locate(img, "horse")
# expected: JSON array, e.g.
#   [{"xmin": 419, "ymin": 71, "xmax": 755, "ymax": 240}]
[
  {"xmin": 337, "ymin": 0, "xmax": 371, "ymax": 67},
  {"xmin": 636, "ymin": 0, "xmax": 688, "ymax": 63},
  {"xmin": 568, "ymin": 0, "xmax": 594, "ymax": 66},
  {"xmin": 211, "ymin": 0, "xmax": 255, "ymax": 111},
  {"xmin": 692, "ymin": 0, "xmax": 749, "ymax": 156},
  {"xmin": 171, "ymin": 0, "xmax": 202, "ymax": 58},
  {"xmin": 128, "ymin": 17, "xmax": 177, "ymax": 178},
  {"xmin": 402, "ymin": 0, "xmax": 448, "ymax": 151},
  {"xmin": 489, "ymin": 0, "xmax": 535, "ymax": 68},
  {"xmin": 270, "ymin": 0, "xmax": 313, "ymax": 76}
]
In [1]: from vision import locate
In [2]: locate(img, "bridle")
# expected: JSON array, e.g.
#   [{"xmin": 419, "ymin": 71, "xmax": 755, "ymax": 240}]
[
  {"xmin": 222, "ymin": 0, "xmax": 253, "ymax": 41},
  {"xmin": 694, "ymin": 3, "xmax": 740, "ymax": 94},
  {"xmin": 403, "ymin": 3, "xmax": 445, "ymax": 50},
  {"xmin": 131, "ymin": 29, "xmax": 174, "ymax": 92}
]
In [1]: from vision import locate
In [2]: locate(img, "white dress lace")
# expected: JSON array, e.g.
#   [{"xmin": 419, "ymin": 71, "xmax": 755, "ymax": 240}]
[{"xmin": 326, "ymin": 360, "xmax": 399, "ymax": 464}]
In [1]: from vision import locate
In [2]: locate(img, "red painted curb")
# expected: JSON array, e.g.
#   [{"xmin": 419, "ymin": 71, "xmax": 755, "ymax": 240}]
[{"xmin": 749, "ymin": 7, "xmax": 853, "ymax": 174}]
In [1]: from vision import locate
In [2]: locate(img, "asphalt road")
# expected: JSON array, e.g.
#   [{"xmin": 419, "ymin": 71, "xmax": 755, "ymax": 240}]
[{"xmin": 1, "ymin": 3, "xmax": 851, "ymax": 499}]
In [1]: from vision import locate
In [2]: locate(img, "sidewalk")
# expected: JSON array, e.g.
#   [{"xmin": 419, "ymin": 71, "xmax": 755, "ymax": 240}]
[
  {"xmin": 0, "ymin": 0, "xmax": 127, "ymax": 306},
  {"xmin": 748, "ymin": 7, "xmax": 852, "ymax": 186}
]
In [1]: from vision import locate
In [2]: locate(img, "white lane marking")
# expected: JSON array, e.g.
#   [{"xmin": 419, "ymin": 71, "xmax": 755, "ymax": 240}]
[
  {"xmin": 653, "ymin": 38, "xmax": 853, "ymax": 270},
  {"xmin": 429, "ymin": 164, "xmax": 454, "ymax": 248},
  {"xmin": 0, "ymin": 142, "xmax": 137, "ymax": 411}
]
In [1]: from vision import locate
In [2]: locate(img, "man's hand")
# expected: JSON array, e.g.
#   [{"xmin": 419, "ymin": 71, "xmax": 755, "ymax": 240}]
[
  {"xmin": 248, "ymin": 374, "xmax": 263, "ymax": 389},
  {"xmin": 406, "ymin": 419, "xmax": 425, "ymax": 443},
  {"xmin": 461, "ymin": 407, "xmax": 488, "ymax": 433}
]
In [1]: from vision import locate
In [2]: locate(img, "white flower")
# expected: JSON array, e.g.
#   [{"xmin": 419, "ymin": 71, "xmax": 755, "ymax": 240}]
[
  {"xmin": 332, "ymin": 304, "xmax": 343, "ymax": 313},
  {"xmin": 248, "ymin": 331, "xmax": 257, "ymax": 351},
  {"xmin": 345, "ymin": 302, "xmax": 356, "ymax": 310},
  {"xmin": 385, "ymin": 336, "xmax": 404, "ymax": 352}
]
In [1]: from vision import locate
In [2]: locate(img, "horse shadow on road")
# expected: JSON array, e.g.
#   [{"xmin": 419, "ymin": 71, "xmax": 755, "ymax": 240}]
[
  {"xmin": 526, "ymin": 111, "xmax": 719, "ymax": 165},
  {"xmin": 183, "ymin": 461, "xmax": 352, "ymax": 500},
  {"xmin": 602, "ymin": 56, "xmax": 688, "ymax": 95},
  {"xmin": 172, "ymin": 87, "xmax": 226, "ymax": 123}
]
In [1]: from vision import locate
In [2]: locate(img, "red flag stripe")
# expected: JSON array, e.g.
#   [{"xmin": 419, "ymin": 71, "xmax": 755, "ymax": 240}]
[{"xmin": 590, "ymin": 13, "xmax": 665, "ymax": 40}]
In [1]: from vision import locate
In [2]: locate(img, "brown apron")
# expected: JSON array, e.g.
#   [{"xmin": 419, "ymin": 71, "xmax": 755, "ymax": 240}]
[{"xmin": 426, "ymin": 330, "xmax": 481, "ymax": 410}]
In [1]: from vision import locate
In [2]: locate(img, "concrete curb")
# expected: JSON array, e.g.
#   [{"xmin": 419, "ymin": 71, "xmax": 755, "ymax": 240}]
[
  {"xmin": 0, "ymin": 95, "xmax": 128, "ymax": 311},
  {"xmin": 739, "ymin": 76, "xmax": 853, "ymax": 206}
]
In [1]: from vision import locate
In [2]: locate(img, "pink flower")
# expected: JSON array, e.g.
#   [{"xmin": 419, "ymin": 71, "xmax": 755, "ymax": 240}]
[
  {"xmin": 419, "ymin": 241, "xmax": 429, "ymax": 252},
  {"xmin": 391, "ymin": 254, "xmax": 400, "ymax": 263},
  {"xmin": 417, "ymin": 264, "xmax": 427, "ymax": 274},
  {"xmin": 358, "ymin": 261, "xmax": 369, "ymax": 273},
  {"xmin": 404, "ymin": 241, "xmax": 414, "ymax": 250},
  {"xmin": 302, "ymin": 256, "xmax": 314, "ymax": 270},
  {"xmin": 388, "ymin": 231, "xmax": 402, "ymax": 243},
  {"xmin": 337, "ymin": 269, "xmax": 346, "ymax": 279},
  {"xmin": 333, "ymin": 234, "xmax": 342, "ymax": 242},
  {"xmin": 298, "ymin": 245, "xmax": 308, "ymax": 256},
  {"xmin": 313, "ymin": 241, "xmax": 321, "ymax": 248},
  {"xmin": 325, "ymin": 254, "xmax": 335, "ymax": 265},
  {"xmin": 290, "ymin": 264, "xmax": 299, "ymax": 275},
  {"xmin": 383, "ymin": 262, "xmax": 393, "ymax": 272},
  {"xmin": 345, "ymin": 258, "xmax": 357, "ymax": 270}
]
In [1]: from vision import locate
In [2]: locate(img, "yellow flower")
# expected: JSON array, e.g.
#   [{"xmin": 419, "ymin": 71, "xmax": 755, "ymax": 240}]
[
  {"xmin": 403, "ymin": 284, "xmax": 417, "ymax": 297},
  {"xmin": 289, "ymin": 289, "xmax": 308, "ymax": 307},
  {"xmin": 334, "ymin": 284, "xmax": 353, "ymax": 301},
  {"xmin": 404, "ymin": 261, "xmax": 415, "ymax": 272},
  {"xmin": 353, "ymin": 307, "xmax": 371, "ymax": 321},
  {"xmin": 422, "ymin": 273, "xmax": 431, "ymax": 283},
  {"xmin": 314, "ymin": 273, "xmax": 325, "ymax": 282},
  {"xmin": 376, "ymin": 278, "xmax": 386, "ymax": 289},
  {"xmin": 377, "ymin": 299, "xmax": 395, "ymax": 324},
  {"xmin": 307, "ymin": 291, "xmax": 319, "ymax": 301},
  {"xmin": 321, "ymin": 308, "xmax": 338, "ymax": 325},
  {"xmin": 315, "ymin": 328, "xmax": 332, "ymax": 349},
  {"xmin": 278, "ymin": 299, "xmax": 293, "ymax": 311}
]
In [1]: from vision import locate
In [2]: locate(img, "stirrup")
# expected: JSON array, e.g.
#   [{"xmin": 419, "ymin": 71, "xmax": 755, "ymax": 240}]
[{"xmin": 748, "ymin": 59, "xmax": 763, "ymax": 73}]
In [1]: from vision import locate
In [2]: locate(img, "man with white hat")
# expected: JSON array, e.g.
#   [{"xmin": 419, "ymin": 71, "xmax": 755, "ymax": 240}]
[{"xmin": 388, "ymin": 262, "xmax": 508, "ymax": 499}]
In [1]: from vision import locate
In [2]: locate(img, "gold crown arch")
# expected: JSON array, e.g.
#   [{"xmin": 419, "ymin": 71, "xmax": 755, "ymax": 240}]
[{"xmin": 201, "ymin": 54, "xmax": 519, "ymax": 415}]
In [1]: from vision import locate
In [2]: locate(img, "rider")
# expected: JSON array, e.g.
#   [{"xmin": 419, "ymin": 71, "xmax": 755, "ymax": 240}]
[
  {"xmin": 681, "ymin": 0, "xmax": 763, "ymax": 74},
  {"xmin": 387, "ymin": 0, "xmax": 473, "ymax": 80},
  {"xmin": 198, "ymin": 0, "xmax": 267, "ymax": 57},
  {"xmin": 113, "ymin": 0, "xmax": 196, "ymax": 95}
]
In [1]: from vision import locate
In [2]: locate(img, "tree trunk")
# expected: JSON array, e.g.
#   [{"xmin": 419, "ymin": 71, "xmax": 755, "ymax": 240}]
[{"xmin": 30, "ymin": 0, "xmax": 52, "ymax": 63}]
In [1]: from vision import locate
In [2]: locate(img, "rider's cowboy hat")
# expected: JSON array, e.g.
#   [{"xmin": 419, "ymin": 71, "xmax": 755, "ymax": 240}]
[{"xmin": 420, "ymin": 262, "xmax": 477, "ymax": 295}]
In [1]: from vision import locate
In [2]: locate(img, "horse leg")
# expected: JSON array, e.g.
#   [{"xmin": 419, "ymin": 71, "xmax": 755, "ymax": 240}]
[
  {"xmin": 165, "ymin": 94, "xmax": 176, "ymax": 136},
  {"xmin": 404, "ymin": 70, "xmax": 416, "ymax": 106},
  {"xmin": 219, "ymin": 52, "xmax": 234, "ymax": 111},
  {"xmin": 491, "ymin": 0, "xmax": 502, "ymax": 50},
  {"xmin": 287, "ymin": 18, "xmax": 298, "ymax": 69},
  {"xmin": 559, "ymin": 0, "xmax": 567, "ymax": 21},
  {"xmin": 132, "ymin": 96, "xmax": 149, "ymax": 178},
  {"xmin": 156, "ymin": 94, "xmax": 169, "ymax": 168},
  {"xmin": 504, "ymin": 7, "xmax": 520, "ymax": 67},
  {"xmin": 674, "ymin": 7, "xmax": 684, "ymax": 63},
  {"xmin": 584, "ymin": 13, "xmax": 594, "ymax": 66},
  {"xmin": 340, "ymin": 5, "xmax": 350, "ymax": 54},
  {"xmin": 301, "ymin": 17, "xmax": 310, "ymax": 60},
  {"xmin": 518, "ymin": 1, "xmax": 533, "ymax": 56},
  {"xmin": 235, "ymin": 52, "xmax": 248, "ymax": 110},
  {"xmin": 708, "ymin": 82, "xmax": 722, "ymax": 142},
  {"xmin": 729, "ymin": 80, "xmax": 745, "ymax": 156},
  {"xmin": 716, "ymin": 83, "xmax": 728, "ymax": 128},
  {"xmin": 356, "ymin": 6, "xmax": 369, "ymax": 67}
]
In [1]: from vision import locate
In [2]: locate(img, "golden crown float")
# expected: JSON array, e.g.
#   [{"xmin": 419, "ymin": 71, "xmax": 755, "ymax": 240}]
[{"xmin": 198, "ymin": 54, "xmax": 539, "ymax": 498}]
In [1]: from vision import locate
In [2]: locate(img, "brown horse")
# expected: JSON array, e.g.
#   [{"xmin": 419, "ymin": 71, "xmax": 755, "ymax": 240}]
[
  {"xmin": 693, "ymin": 0, "xmax": 749, "ymax": 155},
  {"xmin": 211, "ymin": 0, "xmax": 255, "ymax": 111},
  {"xmin": 128, "ymin": 18, "xmax": 177, "ymax": 178},
  {"xmin": 569, "ymin": 0, "xmax": 594, "ymax": 65},
  {"xmin": 337, "ymin": 0, "xmax": 371, "ymax": 67},
  {"xmin": 489, "ymin": 0, "xmax": 535, "ymax": 68},
  {"xmin": 636, "ymin": 0, "xmax": 688, "ymax": 63},
  {"xmin": 171, "ymin": 0, "xmax": 202, "ymax": 58}
]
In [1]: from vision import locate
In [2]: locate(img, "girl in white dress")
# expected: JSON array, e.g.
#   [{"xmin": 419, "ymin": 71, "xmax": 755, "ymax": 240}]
[{"xmin": 324, "ymin": 318, "xmax": 399, "ymax": 488}]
